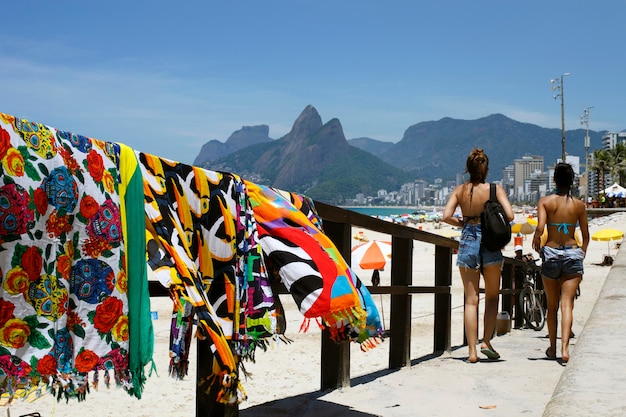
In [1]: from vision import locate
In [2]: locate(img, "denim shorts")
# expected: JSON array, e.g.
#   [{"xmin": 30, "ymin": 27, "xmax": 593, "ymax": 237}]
[
  {"xmin": 540, "ymin": 246, "xmax": 584, "ymax": 279},
  {"xmin": 456, "ymin": 223, "xmax": 503, "ymax": 269}
]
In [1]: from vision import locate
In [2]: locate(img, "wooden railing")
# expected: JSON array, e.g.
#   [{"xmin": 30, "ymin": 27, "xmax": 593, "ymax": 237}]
[{"xmin": 148, "ymin": 202, "xmax": 540, "ymax": 417}]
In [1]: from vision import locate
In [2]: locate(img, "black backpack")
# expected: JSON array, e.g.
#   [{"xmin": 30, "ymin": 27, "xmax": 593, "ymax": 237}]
[{"xmin": 480, "ymin": 183, "xmax": 511, "ymax": 251}]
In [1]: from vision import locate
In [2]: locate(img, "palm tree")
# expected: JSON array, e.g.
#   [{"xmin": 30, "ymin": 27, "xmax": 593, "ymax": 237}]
[
  {"xmin": 608, "ymin": 143, "xmax": 626, "ymax": 185},
  {"xmin": 590, "ymin": 149, "xmax": 612, "ymax": 198}
]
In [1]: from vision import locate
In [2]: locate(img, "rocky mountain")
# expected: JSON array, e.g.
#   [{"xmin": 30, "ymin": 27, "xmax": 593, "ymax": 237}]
[
  {"xmin": 193, "ymin": 125, "xmax": 273, "ymax": 166},
  {"xmin": 353, "ymin": 114, "xmax": 606, "ymax": 182},
  {"xmin": 204, "ymin": 105, "xmax": 410, "ymax": 204},
  {"xmin": 195, "ymin": 106, "xmax": 610, "ymax": 203}
]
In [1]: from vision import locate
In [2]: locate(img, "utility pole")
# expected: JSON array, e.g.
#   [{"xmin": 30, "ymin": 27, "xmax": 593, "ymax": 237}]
[
  {"xmin": 551, "ymin": 73, "xmax": 571, "ymax": 162},
  {"xmin": 580, "ymin": 106, "xmax": 594, "ymax": 201}
]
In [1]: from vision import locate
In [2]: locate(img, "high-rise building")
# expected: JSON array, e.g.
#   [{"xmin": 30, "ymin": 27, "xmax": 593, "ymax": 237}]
[
  {"xmin": 502, "ymin": 164, "xmax": 514, "ymax": 195},
  {"xmin": 601, "ymin": 132, "xmax": 626, "ymax": 150},
  {"xmin": 525, "ymin": 171, "xmax": 549, "ymax": 201},
  {"xmin": 514, "ymin": 155, "xmax": 544, "ymax": 199}
]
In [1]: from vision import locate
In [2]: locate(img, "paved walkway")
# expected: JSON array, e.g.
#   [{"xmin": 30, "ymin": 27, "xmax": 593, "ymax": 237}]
[
  {"xmin": 543, "ymin": 246, "xmax": 626, "ymax": 416},
  {"xmin": 240, "ymin": 217, "xmax": 626, "ymax": 417}
]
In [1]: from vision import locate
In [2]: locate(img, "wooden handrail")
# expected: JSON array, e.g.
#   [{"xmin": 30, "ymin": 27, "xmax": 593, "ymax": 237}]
[{"xmin": 148, "ymin": 202, "xmax": 464, "ymax": 417}]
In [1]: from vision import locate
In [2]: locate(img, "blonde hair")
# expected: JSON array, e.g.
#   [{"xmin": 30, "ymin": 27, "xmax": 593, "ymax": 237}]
[{"xmin": 465, "ymin": 148, "xmax": 489, "ymax": 183}]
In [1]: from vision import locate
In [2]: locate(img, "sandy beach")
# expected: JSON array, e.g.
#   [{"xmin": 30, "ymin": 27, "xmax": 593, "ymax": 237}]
[{"xmin": 4, "ymin": 212, "xmax": 625, "ymax": 417}]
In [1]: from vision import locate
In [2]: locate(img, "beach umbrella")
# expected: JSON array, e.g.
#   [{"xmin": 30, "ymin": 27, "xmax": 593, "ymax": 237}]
[
  {"xmin": 353, "ymin": 231, "xmax": 369, "ymax": 242},
  {"xmin": 591, "ymin": 228, "xmax": 624, "ymax": 256},
  {"xmin": 603, "ymin": 182, "xmax": 626, "ymax": 195},
  {"xmin": 351, "ymin": 240, "xmax": 392, "ymax": 270},
  {"xmin": 526, "ymin": 217, "xmax": 538, "ymax": 226},
  {"xmin": 511, "ymin": 221, "xmax": 535, "ymax": 235}
]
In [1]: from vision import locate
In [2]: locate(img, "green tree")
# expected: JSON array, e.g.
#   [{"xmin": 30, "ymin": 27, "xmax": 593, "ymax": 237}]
[
  {"xmin": 608, "ymin": 143, "xmax": 626, "ymax": 185},
  {"xmin": 590, "ymin": 149, "xmax": 612, "ymax": 198}
]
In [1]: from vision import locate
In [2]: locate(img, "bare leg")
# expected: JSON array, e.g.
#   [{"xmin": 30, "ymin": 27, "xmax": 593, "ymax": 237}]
[
  {"xmin": 542, "ymin": 275, "xmax": 560, "ymax": 359},
  {"xmin": 559, "ymin": 275, "xmax": 582, "ymax": 362},
  {"xmin": 460, "ymin": 266, "xmax": 480, "ymax": 362},
  {"xmin": 481, "ymin": 263, "xmax": 502, "ymax": 353}
]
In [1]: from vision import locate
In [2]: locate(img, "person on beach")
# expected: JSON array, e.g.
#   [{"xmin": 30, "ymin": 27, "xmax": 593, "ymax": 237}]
[
  {"xmin": 532, "ymin": 162, "xmax": 589, "ymax": 363},
  {"xmin": 371, "ymin": 269, "xmax": 381, "ymax": 287},
  {"xmin": 443, "ymin": 148, "xmax": 514, "ymax": 363}
]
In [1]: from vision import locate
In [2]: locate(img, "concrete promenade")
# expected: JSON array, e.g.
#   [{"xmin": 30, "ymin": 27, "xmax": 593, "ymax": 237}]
[
  {"xmin": 239, "ymin": 214, "xmax": 626, "ymax": 417},
  {"xmin": 543, "ymin": 244, "xmax": 626, "ymax": 416}
]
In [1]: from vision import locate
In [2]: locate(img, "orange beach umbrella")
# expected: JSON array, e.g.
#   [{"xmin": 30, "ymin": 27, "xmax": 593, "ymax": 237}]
[{"xmin": 351, "ymin": 240, "xmax": 392, "ymax": 270}]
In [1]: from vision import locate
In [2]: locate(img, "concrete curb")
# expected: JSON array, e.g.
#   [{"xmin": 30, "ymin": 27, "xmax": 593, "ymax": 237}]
[{"xmin": 543, "ymin": 247, "xmax": 626, "ymax": 416}]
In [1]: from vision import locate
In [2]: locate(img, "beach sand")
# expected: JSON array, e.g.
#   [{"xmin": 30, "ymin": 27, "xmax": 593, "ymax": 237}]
[{"xmin": 4, "ymin": 213, "xmax": 625, "ymax": 417}]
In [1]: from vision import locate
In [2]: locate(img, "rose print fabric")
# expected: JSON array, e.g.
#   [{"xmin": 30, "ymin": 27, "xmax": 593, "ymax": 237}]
[{"xmin": 0, "ymin": 113, "xmax": 136, "ymax": 403}]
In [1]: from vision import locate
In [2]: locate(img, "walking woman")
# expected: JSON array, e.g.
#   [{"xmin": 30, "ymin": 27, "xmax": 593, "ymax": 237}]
[
  {"xmin": 532, "ymin": 162, "xmax": 589, "ymax": 363},
  {"xmin": 443, "ymin": 148, "xmax": 514, "ymax": 362}
]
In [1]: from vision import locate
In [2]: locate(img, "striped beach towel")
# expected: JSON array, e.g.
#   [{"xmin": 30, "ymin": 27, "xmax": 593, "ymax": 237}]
[{"xmin": 245, "ymin": 181, "xmax": 383, "ymax": 347}]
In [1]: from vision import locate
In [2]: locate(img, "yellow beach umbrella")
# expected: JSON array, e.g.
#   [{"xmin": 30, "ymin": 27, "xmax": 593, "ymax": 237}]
[
  {"xmin": 592, "ymin": 228, "xmax": 624, "ymax": 256},
  {"xmin": 511, "ymin": 222, "xmax": 535, "ymax": 235},
  {"xmin": 527, "ymin": 217, "xmax": 538, "ymax": 226}
]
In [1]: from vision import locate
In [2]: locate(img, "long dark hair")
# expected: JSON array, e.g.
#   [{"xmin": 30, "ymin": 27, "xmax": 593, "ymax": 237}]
[
  {"xmin": 465, "ymin": 148, "xmax": 489, "ymax": 184},
  {"xmin": 554, "ymin": 162, "xmax": 575, "ymax": 196}
]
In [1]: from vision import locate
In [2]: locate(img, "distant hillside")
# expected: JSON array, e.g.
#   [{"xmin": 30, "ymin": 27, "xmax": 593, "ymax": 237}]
[
  {"xmin": 193, "ymin": 125, "xmax": 273, "ymax": 166},
  {"xmin": 194, "ymin": 108, "xmax": 610, "ymax": 203},
  {"xmin": 206, "ymin": 105, "xmax": 410, "ymax": 204},
  {"xmin": 356, "ymin": 114, "xmax": 605, "ymax": 182},
  {"xmin": 348, "ymin": 137, "xmax": 394, "ymax": 155}
]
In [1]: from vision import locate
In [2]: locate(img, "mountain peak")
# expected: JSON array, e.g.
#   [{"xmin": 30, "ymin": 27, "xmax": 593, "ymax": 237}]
[
  {"xmin": 286, "ymin": 105, "xmax": 323, "ymax": 140},
  {"xmin": 226, "ymin": 125, "xmax": 270, "ymax": 146}
]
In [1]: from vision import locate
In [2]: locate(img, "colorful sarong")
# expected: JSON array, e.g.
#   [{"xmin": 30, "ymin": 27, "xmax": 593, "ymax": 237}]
[
  {"xmin": 245, "ymin": 181, "xmax": 383, "ymax": 347},
  {"xmin": 138, "ymin": 153, "xmax": 273, "ymax": 404},
  {"xmin": 0, "ymin": 113, "xmax": 150, "ymax": 402}
]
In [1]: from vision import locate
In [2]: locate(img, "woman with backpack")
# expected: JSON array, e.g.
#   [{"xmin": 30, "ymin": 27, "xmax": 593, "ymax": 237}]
[
  {"xmin": 532, "ymin": 162, "xmax": 589, "ymax": 363},
  {"xmin": 443, "ymin": 148, "xmax": 514, "ymax": 363}
]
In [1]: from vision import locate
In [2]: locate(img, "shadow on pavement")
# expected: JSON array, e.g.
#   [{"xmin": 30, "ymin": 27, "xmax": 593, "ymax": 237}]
[
  {"xmin": 239, "ymin": 394, "xmax": 380, "ymax": 417},
  {"xmin": 240, "ymin": 351, "xmax": 448, "ymax": 417}
]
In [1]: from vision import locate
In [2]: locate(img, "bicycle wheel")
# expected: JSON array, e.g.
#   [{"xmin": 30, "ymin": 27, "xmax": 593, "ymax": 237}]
[
  {"xmin": 530, "ymin": 290, "xmax": 545, "ymax": 331},
  {"xmin": 519, "ymin": 287, "xmax": 545, "ymax": 331},
  {"xmin": 519, "ymin": 287, "xmax": 532, "ymax": 328}
]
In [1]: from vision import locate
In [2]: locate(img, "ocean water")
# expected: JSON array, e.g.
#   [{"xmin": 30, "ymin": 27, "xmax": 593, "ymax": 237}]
[{"xmin": 343, "ymin": 206, "xmax": 421, "ymax": 217}]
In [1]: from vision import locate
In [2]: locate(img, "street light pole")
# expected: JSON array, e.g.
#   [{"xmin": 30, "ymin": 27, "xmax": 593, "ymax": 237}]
[
  {"xmin": 580, "ymin": 106, "xmax": 594, "ymax": 200},
  {"xmin": 551, "ymin": 72, "xmax": 571, "ymax": 162}
]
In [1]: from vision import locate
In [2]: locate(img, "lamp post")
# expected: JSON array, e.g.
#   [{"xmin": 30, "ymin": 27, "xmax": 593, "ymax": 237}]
[
  {"xmin": 551, "ymin": 72, "xmax": 571, "ymax": 162},
  {"xmin": 580, "ymin": 106, "xmax": 594, "ymax": 201}
]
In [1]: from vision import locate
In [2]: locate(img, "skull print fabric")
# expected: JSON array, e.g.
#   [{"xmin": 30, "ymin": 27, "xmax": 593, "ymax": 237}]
[{"xmin": 0, "ymin": 113, "xmax": 131, "ymax": 402}]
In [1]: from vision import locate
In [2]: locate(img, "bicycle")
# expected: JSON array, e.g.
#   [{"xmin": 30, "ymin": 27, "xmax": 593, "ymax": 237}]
[{"xmin": 518, "ymin": 260, "xmax": 546, "ymax": 331}]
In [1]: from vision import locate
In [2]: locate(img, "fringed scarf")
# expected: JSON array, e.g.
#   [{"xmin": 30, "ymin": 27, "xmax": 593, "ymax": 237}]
[
  {"xmin": 0, "ymin": 113, "xmax": 153, "ymax": 403},
  {"xmin": 138, "ymin": 154, "xmax": 273, "ymax": 404},
  {"xmin": 244, "ymin": 181, "xmax": 384, "ymax": 347}
]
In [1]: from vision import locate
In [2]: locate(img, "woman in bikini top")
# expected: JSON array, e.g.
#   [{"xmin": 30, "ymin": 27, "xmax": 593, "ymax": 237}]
[
  {"xmin": 442, "ymin": 148, "xmax": 514, "ymax": 363},
  {"xmin": 531, "ymin": 162, "xmax": 589, "ymax": 363}
]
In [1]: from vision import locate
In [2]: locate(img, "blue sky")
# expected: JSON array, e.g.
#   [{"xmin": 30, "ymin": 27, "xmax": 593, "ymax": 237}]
[{"xmin": 1, "ymin": 1, "xmax": 624, "ymax": 164}]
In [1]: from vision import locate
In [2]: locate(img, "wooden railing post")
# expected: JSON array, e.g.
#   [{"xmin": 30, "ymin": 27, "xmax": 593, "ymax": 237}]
[
  {"xmin": 195, "ymin": 338, "xmax": 239, "ymax": 417},
  {"xmin": 389, "ymin": 236, "xmax": 413, "ymax": 368},
  {"xmin": 501, "ymin": 261, "xmax": 515, "ymax": 318},
  {"xmin": 433, "ymin": 244, "xmax": 452, "ymax": 353},
  {"xmin": 319, "ymin": 219, "xmax": 351, "ymax": 390}
]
